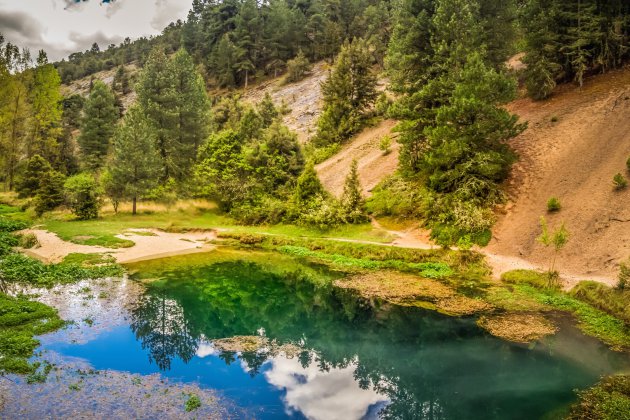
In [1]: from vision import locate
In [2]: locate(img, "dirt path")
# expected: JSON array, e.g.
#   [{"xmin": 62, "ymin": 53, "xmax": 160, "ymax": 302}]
[
  {"xmin": 316, "ymin": 120, "xmax": 400, "ymax": 197},
  {"xmin": 21, "ymin": 228, "xmax": 216, "ymax": 264},
  {"xmin": 488, "ymin": 68, "xmax": 630, "ymax": 282}
]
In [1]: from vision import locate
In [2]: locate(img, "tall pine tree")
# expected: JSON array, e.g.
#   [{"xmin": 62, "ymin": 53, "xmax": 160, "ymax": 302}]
[{"xmin": 78, "ymin": 80, "xmax": 119, "ymax": 169}]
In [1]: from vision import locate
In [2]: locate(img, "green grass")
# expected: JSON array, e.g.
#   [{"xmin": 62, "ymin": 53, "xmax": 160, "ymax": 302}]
[
  {"xmin": 41, "ymin": 206, "xmax": 393, "ymax": 247},
  {"xmin": 571, "ymin": 281, "xmax": 630, "ymax": 324},
  {"xmin": 567, "ymin": 375, "xmax": 630, "ymax": 420},
  {"xmin": 497, "ymin": 270, "xmax": 630, "ymax": 350},
  {"xmin": 277, "ymin": 245, "xmax": 453, "ymax": 278}
]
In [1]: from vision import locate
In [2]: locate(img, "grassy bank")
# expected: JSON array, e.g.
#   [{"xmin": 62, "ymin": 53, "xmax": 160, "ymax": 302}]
[
  {"xmin": 14, "ymin": 200, "xmax": 395, "ymax": 248},
  {"xmin": 490, "ymin": 270, "xmax": 630, "ymax": 350},
  {"xmin": 567, "ymin": 375, "xmax": 630, "ymax": 420}
]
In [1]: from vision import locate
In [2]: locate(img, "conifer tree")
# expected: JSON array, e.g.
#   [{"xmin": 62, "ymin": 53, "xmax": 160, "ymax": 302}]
[
  {"xmin": 169, "ymin": 49, "xmax": 209, "ymax": 181},
  {"xmin": 15, "ymin": 154, "xmax": 51, "ymax": 198},
  {"xmin": 294, "ymin": 161, "xmax": 325, "ymax": 204},
  {"xmin": 78, "ymin": 80, "xmax": 119, "ymax": 169},
  {"xmin": 341, "ymin": 159, "xmax": 367, "ymax": 222},
  {"xmin": 315, "ymin": 38, "xmax": 377, "ymax": 146},
  {"xmin": 137, "ymin": 47, "xmax": 177, "ymax": 180},
  {"xmin": 109, "ymin": 106, "xmax": 161, "ymax": 215}
]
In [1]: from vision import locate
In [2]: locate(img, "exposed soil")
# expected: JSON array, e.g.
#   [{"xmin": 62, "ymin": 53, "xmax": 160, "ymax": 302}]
[
  {"xmin": 316, "ymin": 120, "xmax": 400, "ymax": 198},
  {"xmin": 21, "ymin": 228, "xmax": 216, "ymax": 264},
  {"xmin": 241, "ymin": 61, "xmax": 329, "ymax": 143},
  {"xmin": 488, "ymin": 67, "xmax": 630, "ymax": 282}
]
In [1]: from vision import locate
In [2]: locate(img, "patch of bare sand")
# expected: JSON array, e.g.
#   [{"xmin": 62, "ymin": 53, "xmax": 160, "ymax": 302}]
[
  {"xmin": 19, "ymin": 228, "xmax": 216, "ymax": 264},
  {"xmin": 316, "ymin": 119, "xmax": 400, "ymax": 198},
  {"xmin": 488, "ymin": 67, "xmax": 630, "ymax": 285},
  {"xmin": 477, "ymin": 313, "xmax": 558, "ymax": 344}
]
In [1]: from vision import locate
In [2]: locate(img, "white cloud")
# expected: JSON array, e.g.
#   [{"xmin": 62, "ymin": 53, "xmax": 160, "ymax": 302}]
[
  {"xmin": 0, "ymin": 0, "xmax": 191, "ymax": 60},
  {"xmin": 263, "ymin": 354, "xmax": 389, "ymax": 420}
]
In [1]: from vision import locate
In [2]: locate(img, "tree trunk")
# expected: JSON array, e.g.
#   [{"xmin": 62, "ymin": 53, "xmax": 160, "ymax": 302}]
[{"xmin": 132, "ymin": 196, "xmax": 137, "ymax": 215}]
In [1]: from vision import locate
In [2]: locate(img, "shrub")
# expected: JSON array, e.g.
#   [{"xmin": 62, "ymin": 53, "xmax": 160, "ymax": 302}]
[
  {"xmin": 546, "ymin": 197, "xmax": 561, "ymax": 212},
  {"xmin": 627, "ymin": 157, "xmax": 630, "ymax": 173},
  {"xmin": 18, "ymin": 233, "xmax": 39, "ymax": 249},
  {"xmin": 64, "ymin": 173, "xmax": 101, "ymax": 220},
  {"xmin": 619, "ymin": 260, "xmax": 630, "ymax": 290},
  {"xmin": 613, "ymin": 173, "xmax": 628, "ymax": 190},
  {"xmin": 285, "ymin": 50, "xmax": 310, "ymax": 83},
  {"xmin": 379, "ymin": 135, "xmax": 392, "ymax": 155}
]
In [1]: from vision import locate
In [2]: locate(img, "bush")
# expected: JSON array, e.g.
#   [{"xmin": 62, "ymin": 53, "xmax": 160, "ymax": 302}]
[
  {"xmin": 285, "ymin": 50, "xmax": 310, "ymax": 83},
  {"xmin": 379, "ymin": 135, "xmax": 392, "ymax": 155},
  {"xmin": 366, "ymin": 176, "xmax": 427, "ymax": 219},
  {"xmin": 64, "ymin": 173, "xmax": 101, "ymax": 220},
  {"xmin": 18, "ymin": 233, "xmax": 39, "ymax": 249},
  {"xmin": 627, "ymin": 157, "xmax": 630, "ymax": 173},
  {"xmin": 613, "ymin": 173, "xmax": 628, "ymax": 190},
  {"xmin": 185, "ymin": 394, "xmax": 201, "ymax": 412},
  {"xmin": 619, "ymin": 260, "xmax": 630, "ymax": 290},
  {"xmin": 546, "ymin": 197, "xmax": 561, "ymax": 212}
]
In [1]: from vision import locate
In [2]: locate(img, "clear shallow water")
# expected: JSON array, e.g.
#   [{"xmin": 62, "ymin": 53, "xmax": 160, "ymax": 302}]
[{"xmin": 39, "ymin": 250, "xmax": 630, "ymax": 420}]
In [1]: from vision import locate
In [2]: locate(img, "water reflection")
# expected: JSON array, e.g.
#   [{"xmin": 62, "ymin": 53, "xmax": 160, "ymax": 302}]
[
  {"xmin": 263, "ymin": 354, "xmax": 389, "ymax": 420},
  {"xmin": 124, "ymin": 257, "xmax": 630, "ymax": 420},
  {"xmin": 130, "ymin": 291, "xmax": 198, "ymax": 370}
]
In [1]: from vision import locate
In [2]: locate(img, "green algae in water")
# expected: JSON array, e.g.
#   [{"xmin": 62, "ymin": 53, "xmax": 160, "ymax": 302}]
[{"xmin": 36, "ymin": 250, "xmax": 630, "ymax": 419}]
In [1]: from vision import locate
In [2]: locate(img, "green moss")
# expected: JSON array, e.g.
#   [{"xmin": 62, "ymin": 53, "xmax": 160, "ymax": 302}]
[
  {"xmin": 185, "ymin": 394, "xmax": 202, "ymax": 412},
  {"xmin": 567, "ymin": 375, "xmax": 630, "ymax": 420},
  {"xmin": 0, "ymin": 293, "xmax": 64, "ymax": 374}
]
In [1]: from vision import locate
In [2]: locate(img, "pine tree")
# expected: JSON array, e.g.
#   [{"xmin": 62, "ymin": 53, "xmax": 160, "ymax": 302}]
[
  {"xmin": 257, "ymin": 93, "xmax": 279, "ymax": 127},
  {"xmin": 315, "ymin": 38, "xmax": 377, "ymax": 146},
  {"xmin": 34, "ymin": 170, "xmax": 65, "ymax": 215},
  {"xmin": 109, "ymin": 106, "xmax": 161, "ymax": 215},
  {"xmin": 169, "ymin": 49, "xmax": 209, "ymax": 182},
  {"xmin": 294, "ymin": 161, "xmax": 325, "ymax": 203},
  {"xmin": 341, "ymin": 159, "xmax": 366, "ymax": 222},
  {"xmin": 78, "ymin": 80, "xmax": 119, "ymax": 169},
  {"xmin": 15, "ymin": 154, "xmax": 52, "ymax": 198},
  {"xmin": 137, "ymin": 47, "xmax": 177, "ymax": 180}
]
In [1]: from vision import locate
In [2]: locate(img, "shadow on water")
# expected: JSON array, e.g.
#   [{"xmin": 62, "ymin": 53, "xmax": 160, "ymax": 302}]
[{"xmin": 41, "ymin": 250, "xmax": 630, "ymax": 419}]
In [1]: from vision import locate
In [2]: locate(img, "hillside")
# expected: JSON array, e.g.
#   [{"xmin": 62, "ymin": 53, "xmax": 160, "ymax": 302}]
[
  {"xmin": 489, "ymin": 68, "xmax": 630, "ymax": 279},
  {"xmin": 61, "ymin": 63, "xmax": 139, "ymax": 109}
]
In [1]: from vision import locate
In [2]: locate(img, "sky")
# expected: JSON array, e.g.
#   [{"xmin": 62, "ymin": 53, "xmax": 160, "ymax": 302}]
[{"xmin": 0, "ymin": 0, "xmax": 192, "ymax": 61}]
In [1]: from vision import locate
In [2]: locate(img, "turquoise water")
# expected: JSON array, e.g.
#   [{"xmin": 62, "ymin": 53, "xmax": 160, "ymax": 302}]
[{"xmin": 40, "ymin": 251, "xmax": 630, "ymax": 419}]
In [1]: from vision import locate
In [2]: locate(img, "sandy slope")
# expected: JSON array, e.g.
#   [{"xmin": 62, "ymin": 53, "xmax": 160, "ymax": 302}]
[
  {"xmin": 316, "ymin": 120, "xmax": 400, "ymax": 197},
  {"xmin": 488, "ymin": 68, "xmax": 630, "ymax": 281}
]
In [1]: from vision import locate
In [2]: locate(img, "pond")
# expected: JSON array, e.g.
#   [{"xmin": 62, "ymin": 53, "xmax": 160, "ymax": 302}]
[{"xmin": 28, "ymin": 250, "xmax": 630, "ymax": 419}]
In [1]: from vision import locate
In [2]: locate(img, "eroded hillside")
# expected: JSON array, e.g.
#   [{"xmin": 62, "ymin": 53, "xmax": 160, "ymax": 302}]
[{"xmin": 489, "ymin": 68, "xmax": 630, "ymax": 278}]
